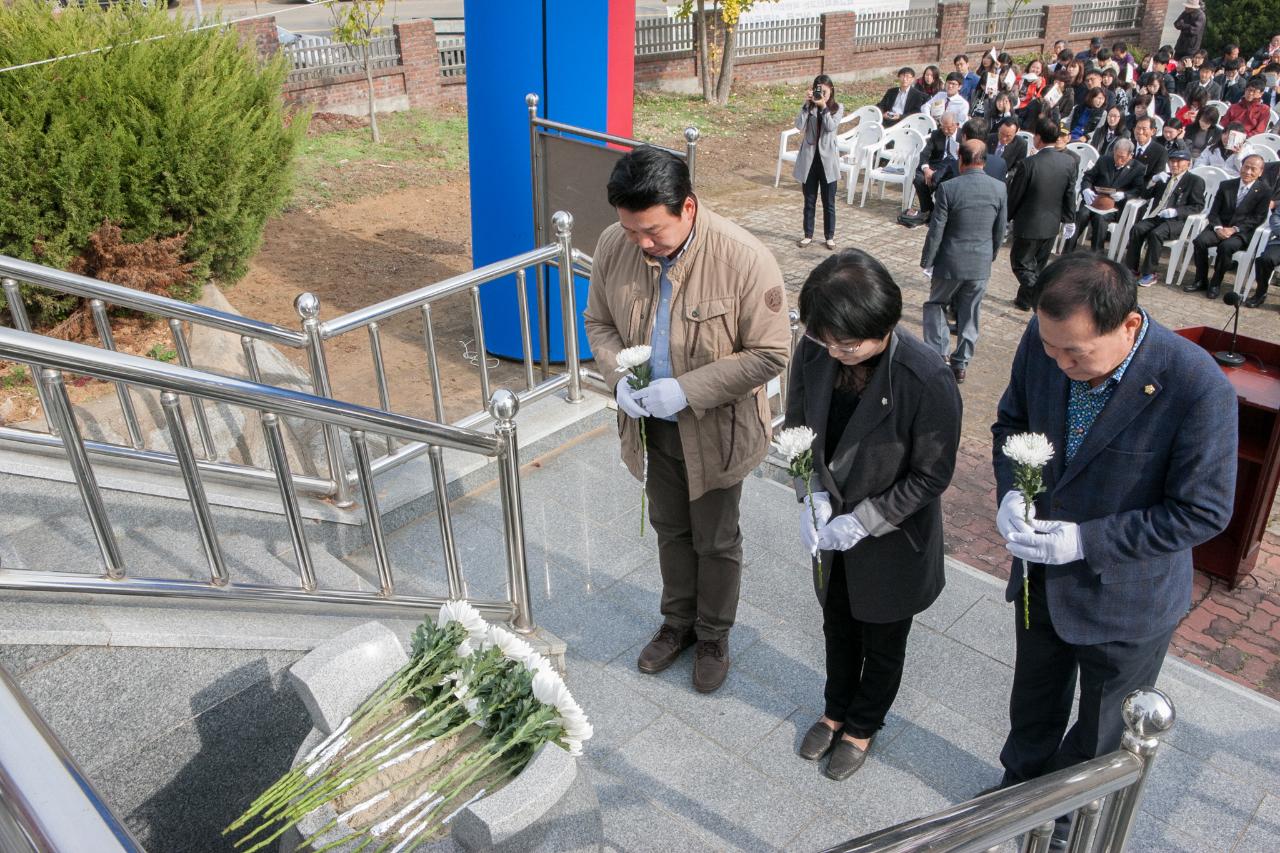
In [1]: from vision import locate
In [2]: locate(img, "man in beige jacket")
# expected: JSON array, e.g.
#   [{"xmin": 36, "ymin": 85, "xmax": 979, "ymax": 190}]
[{"xmin": 585, "ymin": 147, "xmax": 790, "ymax": 693}]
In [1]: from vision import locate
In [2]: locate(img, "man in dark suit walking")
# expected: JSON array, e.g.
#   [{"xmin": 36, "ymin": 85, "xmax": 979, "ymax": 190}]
[
  {"xmin": 1007, "ymin": 120, "xmax": 1078, "ymax": 310},
  {"xmin": 1124, "ymin": 146, "xmax": 1206, "ymax": 287},
  {"xmin": 991, "ymin": 253, "xmax": 1236, "ymax": 843},
  {"xmin": 1065, "ymin": 138, "xmax": 1146, "ymax": 252},
  {"xmin": 920, "ymin": 141, "xmax": 1007, "ymax": 384},
  {"xmin": 988, "ymin": 119, "xmax": 1027, "ymax": 177},
  {"xmin": 1188, "ymin": 154, "xmax": 1272, "ymax": 298},
  {"xmin": 877, "ymin": 66, "xmax": 928, "ymax": 127}
]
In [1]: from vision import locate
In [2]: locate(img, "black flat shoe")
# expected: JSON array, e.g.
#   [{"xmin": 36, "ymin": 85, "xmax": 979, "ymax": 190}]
[
  {"xmin": 824, "ymin": 736, "xmax": 873, "ymax": 780},
  {"xmin": 798, "ymin": 721, "xmax": 839, "ymax": 761}
]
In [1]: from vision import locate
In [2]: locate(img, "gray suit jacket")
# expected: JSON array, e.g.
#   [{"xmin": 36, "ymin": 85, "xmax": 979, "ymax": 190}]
[
  {"xmin": 793, "ymin": 103, "xmax": 845, "ymax": 184},
  {"xmin": 920, "ymin": 169, "xmax": 1008, "ymax": 280}
]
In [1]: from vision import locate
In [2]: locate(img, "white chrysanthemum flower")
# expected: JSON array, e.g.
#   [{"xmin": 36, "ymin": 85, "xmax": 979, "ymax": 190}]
[
  {"xmin": 532, "ymin": 669, "xmax": 593, "ymax": 752},
  {"xmin": 526, "ymin": 653, "xmax": 557, "ymax": 677},
  {"xmin": 615, "ymin": 345, "xmax": 653, "ymax": 372},
  {"xmin": 483, "ymin": 625, "xmax": 537, "ymax": 666},
  {"xmin": 1002, "ymin": 433, "xmax": 1055, "ymax": 468},
  {"xmin": 437, "ymin": 600, "xmax": 488, "ymax": 643},
  {"xmin": 771, "ymin": 426, "xmax": 816, "ymax": 461}
]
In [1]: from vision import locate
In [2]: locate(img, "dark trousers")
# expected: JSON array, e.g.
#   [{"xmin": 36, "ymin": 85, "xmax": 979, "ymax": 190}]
[
  {"xmin": 822, "ymin": 554, "xmax": 914, "ymax": 739},
  {"xmin": 912, "ymin": 170, "xmax": 936, "ymax": 214},
  {"xmin": 1067, "ymin": 208, "xmax": 1118, "ymax": 253},
  {"xmin": 1124, "ymin": 217, "xmax": 1182, "ymax": 276},
  {"xmin": 1000, "ymin": 566, "xmax": 1175, "ymax": 786},
  {"xmin": 1193, "ymin": 228, "xmax": 1249, "ymax": 286},
  {"xmin": 1009, "ymin": 235, "xmax": 1055, "ymax": 303},
  {"xmin": 644, "ymin": 418, "xmax": 744, "ymax": 642},
  {"xmin": 1253, "ymin": 243, "xmax": 1280, "ymax": 298},
  {"xmin": 802, "ymin": 156, "xmax": 837, "ymax": 240}
]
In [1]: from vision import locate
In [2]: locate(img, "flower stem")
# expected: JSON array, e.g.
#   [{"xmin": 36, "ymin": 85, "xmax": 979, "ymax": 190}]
[
  {"xmin": 639, "ymin": 419, "xmax": 648, "ymax": 536},
  {"xmin": 804, "ymin": 472, "xmax": 823, "ymax": 587}
]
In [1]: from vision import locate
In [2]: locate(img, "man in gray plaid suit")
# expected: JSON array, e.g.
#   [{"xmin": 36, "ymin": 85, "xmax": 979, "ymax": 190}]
[{"xmin": 988, "ymin": 254, "xmax": 1237, "ymax": 841}]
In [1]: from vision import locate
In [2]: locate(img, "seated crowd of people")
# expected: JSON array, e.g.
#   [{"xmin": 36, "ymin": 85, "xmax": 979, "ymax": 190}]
[{"xmin": 877, "ymin": 34, "xmax": 1280, "ymax": 307}]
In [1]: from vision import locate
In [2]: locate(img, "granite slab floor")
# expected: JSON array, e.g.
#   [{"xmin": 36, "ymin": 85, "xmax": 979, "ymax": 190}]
[{"xmin": 3, "ymin": 425, "xmax": 1280, "ymax": 851}]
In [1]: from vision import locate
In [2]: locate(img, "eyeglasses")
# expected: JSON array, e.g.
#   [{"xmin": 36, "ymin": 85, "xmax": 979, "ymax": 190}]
[{"xmin": 803, "ymin": 332, "xmax": 867, "ymax": 357}]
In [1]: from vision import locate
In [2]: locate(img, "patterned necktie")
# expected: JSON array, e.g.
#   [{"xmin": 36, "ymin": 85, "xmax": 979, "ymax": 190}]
[{"xmin": 1150, "ymin": 174, "xmax": 1180, "ymax": 219}]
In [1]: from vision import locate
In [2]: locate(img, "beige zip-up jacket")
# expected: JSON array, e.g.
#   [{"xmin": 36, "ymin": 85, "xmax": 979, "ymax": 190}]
[{"xmin": 584, "ymin": 204, "xmax": 791, "ymax": 500}]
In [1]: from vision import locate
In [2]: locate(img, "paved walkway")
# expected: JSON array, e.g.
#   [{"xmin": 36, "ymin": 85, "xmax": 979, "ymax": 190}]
[{"xmin": 712, "ymin": 175, "xmax": 1280, "ymax": 702}]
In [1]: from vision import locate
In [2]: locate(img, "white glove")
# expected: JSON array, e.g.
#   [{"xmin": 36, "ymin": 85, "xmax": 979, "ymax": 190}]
[
  {"xmin": 1113, "ymin": 191, "xmax": 1126, "ymax": 201},
  {"xmin": 1082, "ymin": 188, "xmax": 1097, "ymax": 205},
  {"xmin": 615, "ymin": 376, "xmax": 651, "ymax": 419},
  {"xmin": 996, "ymin": 491, "xmax": 1036, "ymax": 539},
  {"xmin": 633, "ymin": 377, "xmax": 688, "ymax": 418},
  {"xmin": 817, "ymin": 513, "xmax": 869, "ymax": 551},
  {"xmin": 800, "ymin": 491, "xmax": 834, "ymax": 553},
  {"xmin": 1151, "ymin": 170, "xmax": 1170, "ymax": 184},
  {"xmin": 922, "ymin": 266, "xmax": 934, "ymax": 280},
  {"xmin": 1159, "ymin": 207, "xmax": 1177, "ymax": 219},
  {"xmin": 1005, "ymin": 519, "xmax": 1085, "ymax": 566},
  {"xmin": 1062, "ymin": 223, "xmax": 1077, "ymax": 240}
]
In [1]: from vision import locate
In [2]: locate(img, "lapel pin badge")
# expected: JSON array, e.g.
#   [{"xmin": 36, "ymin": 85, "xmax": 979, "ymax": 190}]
[
  {"xmin": 1144, "ymin": 384, "xmax": 1155, "ymax": 396},
  {"xmin": 881, "ymin": 397, "xmax": 888, "ymax": 406}
]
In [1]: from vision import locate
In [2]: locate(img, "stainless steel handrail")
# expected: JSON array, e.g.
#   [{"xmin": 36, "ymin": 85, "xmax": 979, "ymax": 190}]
[
  {"xmin": 0, "ymin": 326, "xmax": 536, "ymax": 631},
  {"xmin": 0, "ymin": 256, "xmax": 306, "ymax": 348},
  {"xmin": 825, "ymin": 688, "xmax": 1176, "ymax": 853},
  {"xmin": 0, "ymin": 665, "xmax": 143, "ymax": 853}
]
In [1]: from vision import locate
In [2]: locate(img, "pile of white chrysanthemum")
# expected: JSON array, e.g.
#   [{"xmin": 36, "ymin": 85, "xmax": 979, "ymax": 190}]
[{"xmin": 226, "ymin": 601, "xmax": 591, "ymax": 852}]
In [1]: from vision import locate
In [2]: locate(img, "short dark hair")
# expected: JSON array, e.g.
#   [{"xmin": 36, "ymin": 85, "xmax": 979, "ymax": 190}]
[
  {"xmin": 1247, "ymin": 79, "xmax": 1266, "ymax": 92},
  {"xmin": 1097, "ymin": 48, "xmax": 1112, "ymax": 62},
  {"xmin": 798, "ymin": 249, "xmax": 902, "ymax": 343},
  {"xmin": 1113, "ymin": 41, "xmax": 1128, "ymax": 53},
  {"xmin": 1090, "ymin": 37, "xmax": 1103, "ymax": 47},
  {"xmin": 898, "ymin": 66, "xmax": 916, "ymax": 77},
  {"xmin": 960, "ymin": 139, "xmax": 987, "ymax": 167},
  {"xmin": 1224, "ymin": 43, "xmax": 1239, "ymax": 53},
  {"xmin": 1057, "ymin": 49, "xmax": 1073, "ymax": 62},
  {"xmin": 962, "ymin": 117, "xmax": 989, "ymax": 141},
  {"xmin": 606, "ymin": 146, "xmax": 691, "ymax": 215},
  {"xmin": 1194, "ymin": 48, "xmax": 1208, "ymax": 59},
  {"xmin": 954, "ymin": 53, "xmax": 969, "ymax": 64},
  {"xmin": 997, "ymin": 117, "xmax": 1020, "ymax": 131},
  {"xmin": 946, "ymin": 71, "xmax": 965, "ymax": 84},
  {"xmin": 1133, "ymin": 115, "xmax": 1154, "ymax": 131},
  {"xmin": 1226, "ymin": 58, "xmax": 1242, "ymax": 71},
  {"xmin": 1036, "ymin": 254, "xmax": 1138, "ymax": 333},
  {"xmin": 1035, "ymin": 119, "xmax": 1060, "ymax": 145}
]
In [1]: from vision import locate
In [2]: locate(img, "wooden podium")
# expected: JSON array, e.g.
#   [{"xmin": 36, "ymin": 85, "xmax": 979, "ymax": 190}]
[{"xmin": 1176, "ymin": 326, "xmax": 1280, "ymax": 588}]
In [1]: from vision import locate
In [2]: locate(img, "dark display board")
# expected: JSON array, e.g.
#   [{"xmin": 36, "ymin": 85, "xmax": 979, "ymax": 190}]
[{"xmin": 537, "ymin": 133, "xmax": 629, "ymax": 256}]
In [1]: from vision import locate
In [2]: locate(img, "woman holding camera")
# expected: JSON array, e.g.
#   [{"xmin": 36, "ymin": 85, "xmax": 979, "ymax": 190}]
[
  {"xmin": 785, "ymin": 249, "xmax": 962, "ymax": 780},
  {"xmin": 794, "ymin": 74, "xmax": 844, "ymax": 249}
]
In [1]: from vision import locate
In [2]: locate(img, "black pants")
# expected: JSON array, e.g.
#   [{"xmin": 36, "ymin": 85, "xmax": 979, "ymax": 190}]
[
  {"xmin": 1253, "ymin": 243, "xmax": 1280, "ymax": 297},
  {"xmin": 644, "ymin": 418, "xmax": 744, "ymax": 642},
  {"xmin": 1193, "ymin": 229, "xmax": 1249, "ymax": 286},
  {"xmin": 1009, "ymin": 236, "xmax": 1055, "ymax": 304},
  {"xmin": 1067, "ymin": 208, "xmax": 1117, "ymax": 253},
  {"xmin": 1125, "ymin": 217, "xmax": 1182, "ymax": 276},
  {"xmin": 802, "ymin": 155, "xmax": 836, "ymax": 240},
  {"xmin": 912, "ymin": 169, "xmax": 936, "ymax": 214},
  {"xmin": 1000, "ymin": 566, "xmax": 1175, "ymax": 786},
  {"xmin": 821, "ymin": 553, "xmax": 914, "ymax": 739}
]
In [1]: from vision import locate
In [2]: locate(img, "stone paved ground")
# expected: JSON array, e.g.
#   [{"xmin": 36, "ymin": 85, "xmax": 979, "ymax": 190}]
[{"xmin": 708, "ymin": 172, "xmax": 1280, "ymax": 701}]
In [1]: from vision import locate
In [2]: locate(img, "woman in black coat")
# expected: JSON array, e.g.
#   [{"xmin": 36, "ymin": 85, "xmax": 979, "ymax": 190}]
[
  {"xmin": 1090, "ymin": 106, "xmax": 1132, "ymax": 155},
  {"xmin": 784, "ymin": 249, "xmax": 962, "ymax": 781}
]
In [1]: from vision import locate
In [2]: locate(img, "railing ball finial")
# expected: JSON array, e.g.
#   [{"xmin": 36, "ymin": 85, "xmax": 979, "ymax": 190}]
[
  {"xmin": 526, "ymin": 92, "xmax": 539, "ymax": 108},
  {"xmin": 488, "ymin": 388, "xmax": 520, "ymax": 423},
  {"xmin": 294, "ymin": 292, "xmax": 321, "ymax": 321},
  {"xmin": 788, "ymin": 308, "xmax": 800, "ymax": 326},
  {"xmin": 1121, "ymin": 687, "xmax": 1176, "ymax": 739},
  {"xmin": 551, "ymin": 210, "xmax": 574, "ymax": 238},
  {"xmin": 684, "ymin": 126, "xmax": 700, "ymax": 144}
]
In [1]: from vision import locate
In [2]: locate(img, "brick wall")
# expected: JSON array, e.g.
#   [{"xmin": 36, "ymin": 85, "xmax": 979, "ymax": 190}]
[
  {"xmin": 635, "ymin": 0, "xmax": 1163, "ymax": 92},
  {"xmin": 237, "ymin": 17, "xmax": 464, "ymax": 115}
]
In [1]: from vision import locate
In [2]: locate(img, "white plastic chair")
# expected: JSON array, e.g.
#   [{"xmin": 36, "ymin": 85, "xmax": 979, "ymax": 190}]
[
  {"xmin": 840, "ymin": 123, "xmax": 883, "ymax": 204},
  {"xmin": 1016, "ymin": 130, "xmax": 1035, "ymax": 151},
  {"xmin": 1243, "ymin": 230, "xmax": 1277, "ymax": 298},
  {"xmin": 1233, "ymin": 227, "xmax": 1273, "ymax": 300},
  {"xmin": 1252, "ymin": 145, "xmax": 1280, "ymax": 163},
  {"xmin": 848, "ymin": 104, "xmax": 883, "ymax": 128},
  {"xmin": 1206, "ymin": 100, "xmax": 1231, "ymax": 120},
  {"xmin": 773, "ymin": 111, "xmax": 860, "ymax": 187},
  {"xmin": 1052, "ymin": 143, "xmax": 1102, "ymax": 253},
  {"xmin": 1161, "ymin": 167, "xmax": 1228, "ymax": 285},
  {"xmin": 859, "ymin": 127, "xmax": 926, "ymax": 212},
  {"xmin": 1169, "ymin": 94, "xmax": 1186, "ymax": 115},
  {"xmin": 897, "ymin": 113, "xmax": 937, "ymax": 140},
  {"xmin": 1106, "ymin": 198, "xmax": 1150, "ymax": 261},
  {"xmin": 1272, "ymin": 107, "xmax": 1280, "ymax": 131},
  {"xmin": 1247, "ymin": 133, "xmax": 1280, "ymax": 155},
  {"xmin": 1150, "ymin": 114, "xmax": 1165, "ymax": 134}
]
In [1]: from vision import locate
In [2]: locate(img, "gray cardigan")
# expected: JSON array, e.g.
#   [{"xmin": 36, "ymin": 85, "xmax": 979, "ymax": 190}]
[{"xmin": 793, "ymin": 103, "xmax": 845, "ymax": 184}]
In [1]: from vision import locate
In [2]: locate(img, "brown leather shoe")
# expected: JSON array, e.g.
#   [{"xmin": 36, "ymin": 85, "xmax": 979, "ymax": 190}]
[
  {"xmin": 951, "ymin": 364, "xmax": 966, "ymax": 384},
  {"xmin": 692, "ymin": 638, "xmax": 730, "ymax": 693},
  {"xmin": 637, "ymin": 624, "xmax": 695, "ymax": 674}
]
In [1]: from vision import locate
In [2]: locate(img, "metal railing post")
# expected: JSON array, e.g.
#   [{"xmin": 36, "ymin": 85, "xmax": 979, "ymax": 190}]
[
  {"xmin": 41, "ymin": 368, "xmax": 125, "ymax": 579},
  {"xmin": 469, "ymin": 286, "xmax": 493, "ymax": 408},
  {"xmin": 1, "ymin": 277, "xmax": 55, "ymax": 434},
  {"xmin": 296, "ymin": 292, "xmax": 354, "ymax": 507},
  {"xmin": 528, "ymin": 93, "xmax": 551, "ymax": 383},
  {"xmin": 261, "ymin": 412, "xmax": 317, "ymax": 591},
  {"xmin": 350, "ymin": 429, "xmax": 394, "ymax": 596},
  {"xmin": 89, "ymin": 299, "xmax": 144, "ymax": 449},
  {"xmin": 160, "ymin": 391, "xmax": 228, "ymax": 586},
  {"xmin": 167, "ymin": 318, "xmax": 216, "ymax": 461},
  {"xmin": 1095, "ymin": 687, "xmax": 1176, "ymax": 851},
  {"xmin": 366, "ymin": 322, "xmax": 395, "ymax": 455},
  {"xmin": 515, "ymin": 268, "xmax": 536, "ymax": 391},
  {"xmin": 430, "ymin": 444, "xmax": 465, "ymax": 599},
  {"xmin": 1065, "ymin": 798, "xmax": 1102, "ymax": 853},
  {"xmin": 491, "ymin": 390, "xmax": 533, "ymax": 632},
  {"xmin": 779, "ymin": 308, "xmax": 800, "ymax": 414},
  {"xmin": 685, "ymin": 126, "xmax": 700, "ymax": 186},
  {"xmin": 553, "ymin": 211, "xmax": 583, "ymax": 403}
]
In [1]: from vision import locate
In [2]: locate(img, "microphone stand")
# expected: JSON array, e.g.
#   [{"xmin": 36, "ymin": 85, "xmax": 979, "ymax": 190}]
[{"xmin": 1216, "ymin": 292, "xmax": 1246, "ymax": 366}]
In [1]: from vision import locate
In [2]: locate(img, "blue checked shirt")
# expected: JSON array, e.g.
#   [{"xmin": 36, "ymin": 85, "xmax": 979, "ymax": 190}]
[
  {"xmin": 1065, "ymin": 311, "xmax": 1149, "ymax": 462},
  {"xmin": 646, "ymin": 229, "xmax": 695, "ymax": 422}
]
